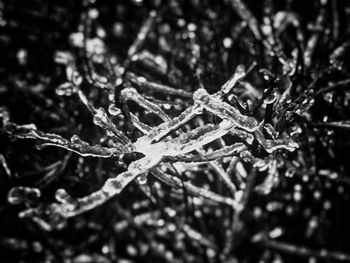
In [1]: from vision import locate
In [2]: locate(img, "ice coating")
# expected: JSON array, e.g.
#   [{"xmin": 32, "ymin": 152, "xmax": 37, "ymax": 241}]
[
  {"xmin": 4, "ymin": 38, "xmax": 300, "ymax": 227},
  {"xmin": 194, "ymin": 88, "xmax": 259, "ymax": 132},
  {"xmin": 120, "ymin": 87, "xmax": 170, "ymax": 121},
  {"xmin": 5, "ymin": 121, "xmax": 126, "ymax": 158},
  {"xmin": 126, "ymin": 72, "xmax": 192, "ymax": 98}
]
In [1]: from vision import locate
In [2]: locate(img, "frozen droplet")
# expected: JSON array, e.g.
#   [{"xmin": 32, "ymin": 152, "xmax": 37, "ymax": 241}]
[
  {"xmin": 266, "ymin": 201, "xmax": 281, "ymax": 212},
  {"xmin": 131, "ymin": 0, "xmax": 143, "ymax": 5},
  {"xmin": 55, "ymin": 189, "xmax": 77, "ymax": 212},
  {"xmin": 93, "ymin": 107, "xmax": 109, "ymax": 127},
  {"xmin": 159, "ymin": 23, "xmax": 171, "ymax": 34},
  {"xmin": 157, "ymin": 219, "xmax": 165, "ymax": 227},
  {"xmin": 177, "ymin": 18, "xmax": 186, "ymax": 28},
  {"xmin": 302, "ymin": 175, "xmax": 309, "ymax": 182},
  {"xmin": 286, "ymin": 205, "xmax": 294, "ymax": 215},
  {"xmin": 115, "ymin": 77, "xmax": 123, "ymax": 86},
  {"xmin": 136, "ymin": 174, "xmax": 148, "ymax": 185},
  {"xmin": 323, "ymin": 92, "xmax": 334, "ymax": 104},
  {"xmin": 219, "ymin": 119, "xmax": 233, "ymax": 129},
  {"xmin": 17, "ymin": 49, "xmax": 27, "ymax": 65},
  {"xmin": 294, "ymin": 184, "xmax": 302, "ymax": 191},
  {"xmin": 253, "ymin": 207, "xmax": 263, "ymax": 218},
  {"xmin": 66, "ymin": 67, "xmax": 83, "ymax": 86},
  {"xmin": 108, "ymin": 105, "xmax": 122, "ymax": 116},
  {"xmin": 293, "ymin": 191, "xmax": 302, "ymax": 202},
  {"xmin": 127, "ymin": 245, "xmax": 138, "ymax": 256},
  {"xmin": 8, "ymin": 187, "xmax": 41, "ymax": 205},
  {"xmin": 163, "ymin": 104, "xmax": 172, "ymax": 110},
  {"xmin": 167, "ymin": 223, "xmax": 176, "ymax": 232},
  {"xmin": 137, "ymin": 76, "xmax": 147, "ymax": 83},
  {"xmin": 165, "ymin": 207, "xmax": 176, "ymax": 217},
  {"xmin": 54, "ymin": 51, "xmax": 74, "ymax": 65},
  {"xmin": 55, "ymin": 189, "xmax": 71, "ymax": 203},
  {"xmin": 187, "ymin": 23, "xmax": 197, "ymax": 32},
  {"xmin": 234, "ymin": 190, "xmax": 244, "ymax": 202},
  {"xmin": 165, "ymin": 251, "xmax": 174, "ymax": 261},
  {"xmin": 223, "ymin": 37, "xmax": 233, "ymax": 49},
  {"xmin": 113, "ymin": 22, "xmax": 124, "ymax": 37},
  {"xmin": 35, "ymin": 144, "xmax": 49, "ymax": 150},
  {"xmin": 264, "ymin": 90, "xmax": 278, "ymax": 104},
  {"xmin": 69, "ymin": 32, "xmax": 84, "ymax": 48},
  {"xmin": 324, "ymin": 200, "xmax": 332, "ymax": 210},
  {"xmin": 86, "ymin": 38, "xmax": 105, "ymax": 54},
  {"xmin": 188, "ymin": 31, "xmax": 196, "ymax": 39},
  {"xmin": 56, "ymin": 82, "xmax": 76, "ymax": 96},
  {"xmin": 88, "ymin": 8, "xmax": 99, "ymax": 19},
  {"xmin": 102, "ymin": 245, "xmax": 109, "ymax": 254},
  {"xmin": 206, "ymin": 248, "xmax": 216, "ymax": 258},
  {"xmin": 96, "ymin": 27, "xmax": 106, "ymax": 38},
  {"xmin": 70, "ymin": 134, "xmax": 82, "ymax": 143},
  {"xmin": 32, "ymin": 241, "xmax": 43, "ymax": 253},
  {"xmin": 154, "ymin": 55, "xmax": 167, "ymax": 70},
  {"xmin": 0, "ymin": 107, "xmax": 10, "ymax": 124},
  {"xmin": 269, "ymin": 227, "xmax": 283, "ymax": 239}
]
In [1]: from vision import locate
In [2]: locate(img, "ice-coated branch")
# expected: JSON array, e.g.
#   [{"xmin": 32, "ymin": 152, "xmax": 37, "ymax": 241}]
[
  {"xmin": 164, "ymin": 143, "xmax": 247, "ymax": 163},
  {"xmin": 193, "ymin": 88, "xmax": 259, "ymax": 132},
  {"xmin": 5, "ymin": 122, "xmax": 126, "ymax": 158},
  {"xmin": 126, "ymin": 10, "xmax": 158, "ymax": 63},
  {"xmin": 120, "ymin": 87, "xmax": 170, "ymax": 121},
  {"xmin": 126, "ymin": 72, "xmax": 192, "ymax": 98}
]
